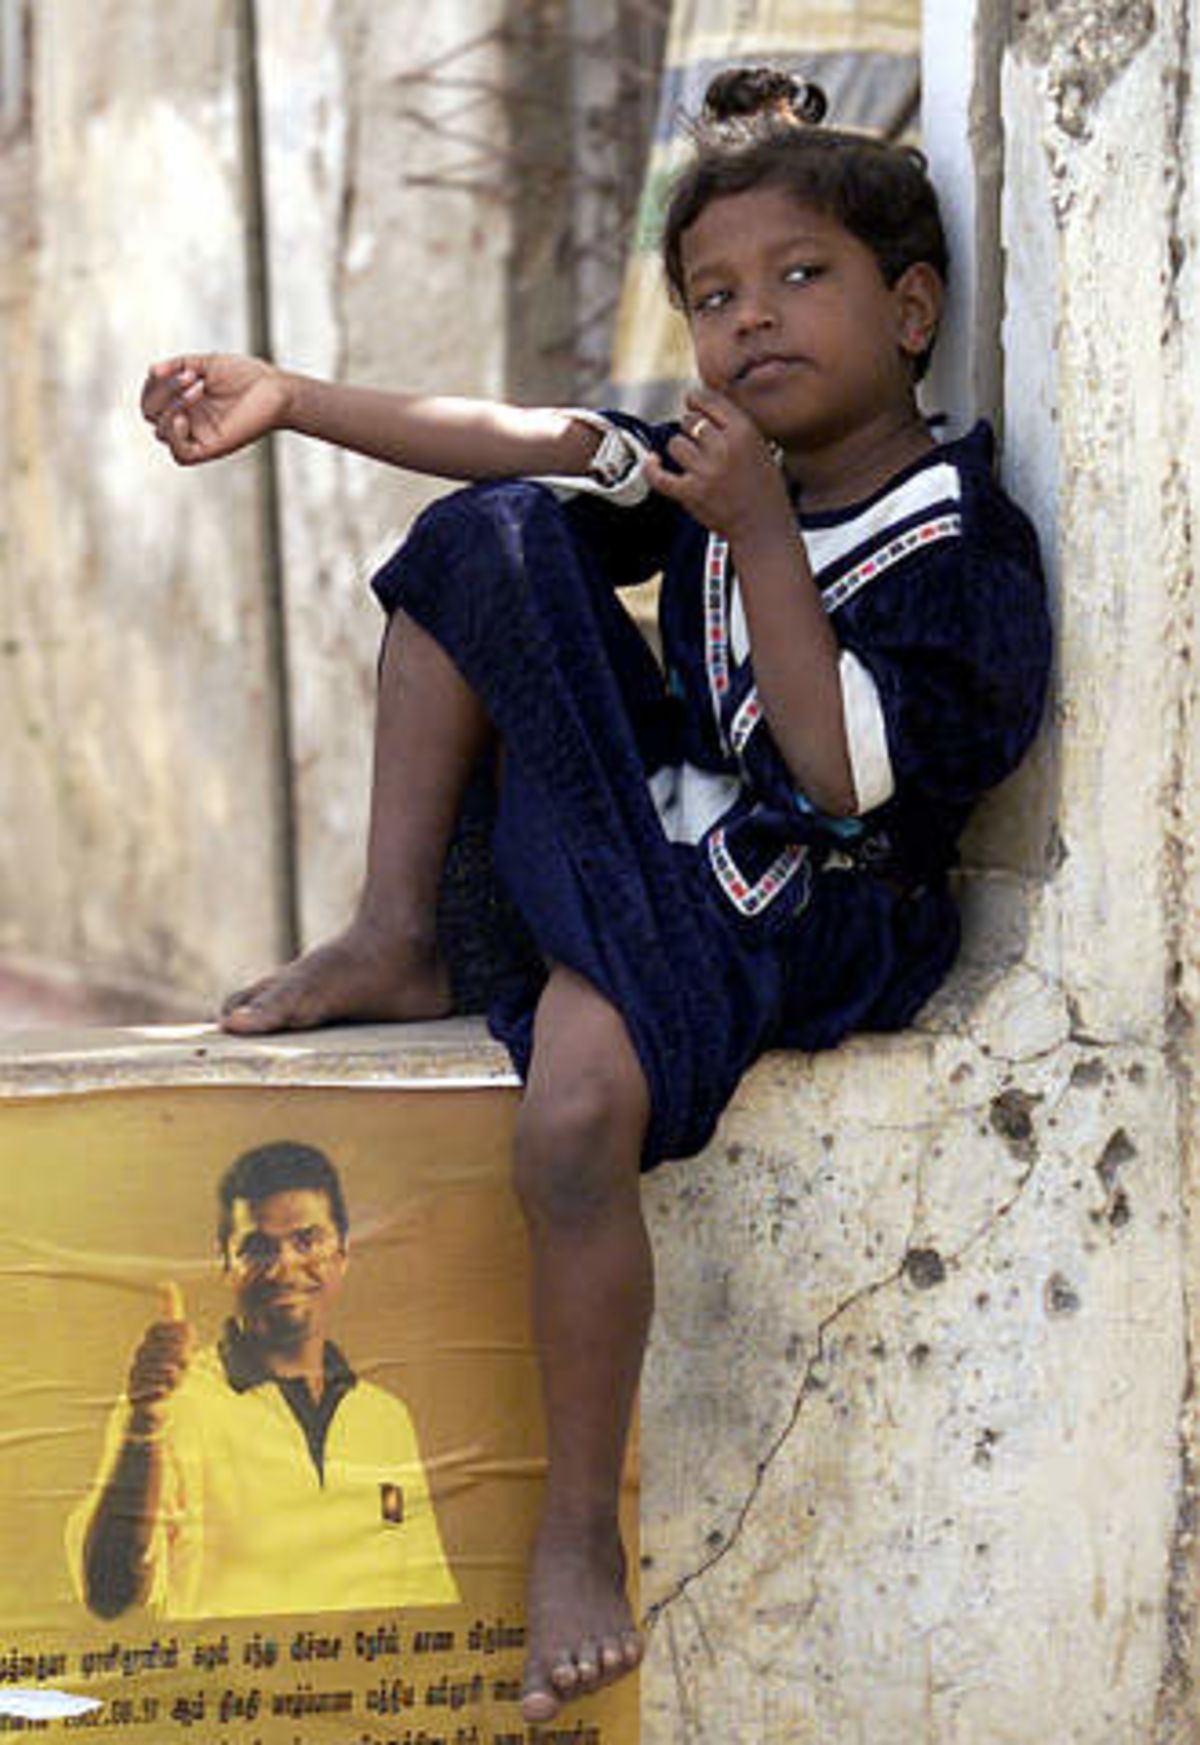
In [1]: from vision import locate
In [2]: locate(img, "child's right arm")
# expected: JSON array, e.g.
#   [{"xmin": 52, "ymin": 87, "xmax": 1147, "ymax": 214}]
[{"xmin": 140, "ymin": 354, "xmax": 602, "ymax": 480}]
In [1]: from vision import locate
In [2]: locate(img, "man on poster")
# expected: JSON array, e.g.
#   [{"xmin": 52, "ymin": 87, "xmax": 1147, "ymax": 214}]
[{"xmin": 66, "ymin": 1141, "xmax": 458, "ymax": 1619}]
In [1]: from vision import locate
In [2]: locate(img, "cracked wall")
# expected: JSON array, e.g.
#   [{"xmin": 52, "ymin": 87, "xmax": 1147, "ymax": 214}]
[
  {"xmin": 639, "ymin": 3, "xmax": 1200, "ymax": 1740},
  {"xmin": 644, "ymin": 1042, "xmax": 1182, "ymax": 1741}
]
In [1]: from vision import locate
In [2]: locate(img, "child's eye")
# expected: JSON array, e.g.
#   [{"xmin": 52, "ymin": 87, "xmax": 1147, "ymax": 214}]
[
  {"xmin": 690, "ymin": 286, "xmax": 731, "ymax": 315},
  {"xmin": 783, "ymin": 263, "xmax": 821, "ymax": 286}
]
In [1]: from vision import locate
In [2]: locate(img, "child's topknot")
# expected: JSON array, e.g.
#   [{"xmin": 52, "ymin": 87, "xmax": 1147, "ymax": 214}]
[
  {"xmin": 662, "ymin": 65, "xmax": 948, "ymax": 378},
  {"xmin": 701, "ymin": 66, "xmax": 828, "ymax": 130}
]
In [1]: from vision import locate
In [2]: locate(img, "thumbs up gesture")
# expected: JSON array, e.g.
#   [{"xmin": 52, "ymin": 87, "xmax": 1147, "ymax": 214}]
[{"xmin": 127, "ymin": 1281, "xmax": 194, "ymax": 1432}]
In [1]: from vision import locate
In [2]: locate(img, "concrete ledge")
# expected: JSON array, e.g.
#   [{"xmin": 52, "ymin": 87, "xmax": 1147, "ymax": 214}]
[
  {"xmin": 0, "ymin": 857, "xmax": 1053, "ymax": 1097},
  {"xmin": 0, "ymin": 986, "xmax": 1011, "ymax": 1104},
  {"xmin": 0, "ymin": 1018, "xmax": 517, "ymax": 1098}
]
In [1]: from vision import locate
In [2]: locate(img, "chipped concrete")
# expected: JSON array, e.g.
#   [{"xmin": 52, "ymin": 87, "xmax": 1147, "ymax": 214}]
[
  {"xmin": 641, "ymin": 1040, "xmax": 1182, "ymax": 1740},
  {"xmin": 1011, "ymin": 0, "xmax": 1156, "ymax": 139}
]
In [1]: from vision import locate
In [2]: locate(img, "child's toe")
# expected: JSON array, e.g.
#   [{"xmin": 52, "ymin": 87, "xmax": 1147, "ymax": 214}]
[{"xmin": 518, "ymin": 1661, "xmax": 562, "ymax": 1723}]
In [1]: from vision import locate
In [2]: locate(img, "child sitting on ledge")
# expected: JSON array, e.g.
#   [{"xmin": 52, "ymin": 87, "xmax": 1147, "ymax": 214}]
[{"xmin": 140, "ymin": 66, "xmax": 1051, "ymax": 1724}]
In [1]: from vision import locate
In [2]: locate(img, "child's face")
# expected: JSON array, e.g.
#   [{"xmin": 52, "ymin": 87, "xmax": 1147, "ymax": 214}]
[{"xmin": 678, "ymin": 185, "xmax": 938, "ymax": 457}]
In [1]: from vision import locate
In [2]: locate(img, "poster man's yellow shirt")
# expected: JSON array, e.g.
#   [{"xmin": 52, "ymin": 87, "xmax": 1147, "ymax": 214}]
[{"xmin": 67, "ymin": 1345, "xmax": 459, "ymax": 1618}]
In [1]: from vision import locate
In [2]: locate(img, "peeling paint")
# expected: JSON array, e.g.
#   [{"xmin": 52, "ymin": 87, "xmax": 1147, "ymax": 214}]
[{"xmin": 1011, "ymin": 0, "xmax": 1157, "ymax": 138}]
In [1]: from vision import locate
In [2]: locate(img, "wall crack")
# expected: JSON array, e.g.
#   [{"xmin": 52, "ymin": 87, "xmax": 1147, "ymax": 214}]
[
  {"xmin": 642, "ymin": 1254, "xmax": 907, "ymax": 1635},
  {"xmin": 645, "ymin": 1148, "xmax": 1042, "ymax": 1637}
]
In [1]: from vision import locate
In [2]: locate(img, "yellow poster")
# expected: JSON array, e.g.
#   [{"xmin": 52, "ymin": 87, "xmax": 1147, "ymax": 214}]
[{"xmin": 0, "ymin": 1081, "xmax": 638, "ymax": 1744}]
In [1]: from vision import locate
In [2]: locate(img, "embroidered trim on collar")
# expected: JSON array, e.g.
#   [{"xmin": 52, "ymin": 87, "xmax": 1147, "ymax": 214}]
[
  {"xmin": 801, "ymin": 461, "xmax": 962, "ymax": 575},
  {"xmin": 702, "ymin": 508, "xmax": 963, "ymax": 748},
  {"xmin": 821, "ymin": 513, "xmax": 962, "ymax": 613},
  {"xmin": 698, "ymin": 484, "xmax": 962, "ymax": 920},
  {"xmin": 729, "ymin": 689, "xmax": 761, "ymax": 756}
]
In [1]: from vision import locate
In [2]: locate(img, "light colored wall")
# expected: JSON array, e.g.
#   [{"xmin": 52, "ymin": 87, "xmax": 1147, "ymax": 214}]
[
  {"xmin": 0, "ymin": 0, "xmax": 526, "ymax": 1001},
  {"xmin": 255, "ymin": 0, "xmax": 516, "ymax": 950},
  {"xmin": 0, "ymin": 0, "xmax": 285, "ymax": 1000}
]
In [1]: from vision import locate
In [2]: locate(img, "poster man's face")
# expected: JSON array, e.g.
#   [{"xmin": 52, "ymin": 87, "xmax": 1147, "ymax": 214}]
[{"xmin": 223, "ymin": 1188, "xmax": 348, "ymax": 1359}]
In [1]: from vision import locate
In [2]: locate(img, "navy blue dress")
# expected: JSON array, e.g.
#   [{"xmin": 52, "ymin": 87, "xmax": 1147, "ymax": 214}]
[{"xmin": 371, "ymin": 421, "xmax": 1051, "ymax": 1167}]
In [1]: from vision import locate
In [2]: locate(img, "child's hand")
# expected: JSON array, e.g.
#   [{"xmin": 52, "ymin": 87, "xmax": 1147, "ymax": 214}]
[
  {"xmin": 644, "ymin": 388, "xmax": 793, "ymax": 542},
  {"xmin": 140, "ymin": 354, "xmax": 292, "ymax": 465}
]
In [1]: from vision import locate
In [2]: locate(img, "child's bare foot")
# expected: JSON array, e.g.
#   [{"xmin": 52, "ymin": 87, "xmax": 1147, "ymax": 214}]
[
  {"xmin": 520, "ymin": 1518, "xmax": 643, "ymax": 1724},
  {"xmin": 219, "ymin": 919, "xmax": 452, "ymax": 1034}
]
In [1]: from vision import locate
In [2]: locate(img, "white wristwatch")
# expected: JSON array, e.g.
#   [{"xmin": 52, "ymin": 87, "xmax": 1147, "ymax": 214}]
[{"xmin": 587, "ymin": 422, "xmax": 639, "ymax": 488}]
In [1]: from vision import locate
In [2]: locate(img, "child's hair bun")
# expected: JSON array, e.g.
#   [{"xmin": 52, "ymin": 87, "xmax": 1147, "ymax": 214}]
[{"xmin": 702, "ymin": 66, "xmax": 828, "ymax": 129}]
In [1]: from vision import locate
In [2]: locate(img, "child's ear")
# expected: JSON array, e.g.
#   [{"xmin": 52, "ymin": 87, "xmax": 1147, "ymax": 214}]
[{"xmin": 892, "ymin": 262, "xmax": 944, "ymax": 362}]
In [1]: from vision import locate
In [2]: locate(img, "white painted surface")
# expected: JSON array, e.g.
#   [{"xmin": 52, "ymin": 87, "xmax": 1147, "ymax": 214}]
[
  {"xmin": 920, "ymin": 0, "xmax": 984, "ymax": 437},
  {"xmin": 257, "ymin": 0, "xmax": 514, "ymax": 946},
  {"xmin": 0, "ymin": 1, "xmax": 283, "ymax": 995}
]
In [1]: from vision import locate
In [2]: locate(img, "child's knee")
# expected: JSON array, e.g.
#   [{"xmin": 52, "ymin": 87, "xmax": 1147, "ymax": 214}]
[
  {"xmin": 514, "ymin": 1069, "xmax": 640, "ymax": 1229},
  {"xmin": 415, "ymin": 477, "xmax": 552, "ymax": 547}
]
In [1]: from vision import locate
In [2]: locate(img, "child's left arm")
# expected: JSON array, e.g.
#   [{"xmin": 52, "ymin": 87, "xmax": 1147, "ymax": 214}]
[{"xmin": 645, "ymin": 390, "xmax": 858, "ymax": 817}]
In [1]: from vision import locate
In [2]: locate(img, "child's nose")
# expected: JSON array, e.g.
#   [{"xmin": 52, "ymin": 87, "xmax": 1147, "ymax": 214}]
[{"xmin": 735, "ymin": 288, "xmax": 779, "ymax": 334}]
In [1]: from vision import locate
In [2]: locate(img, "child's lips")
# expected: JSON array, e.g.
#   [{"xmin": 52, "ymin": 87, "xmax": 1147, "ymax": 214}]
[{"xmin": 735, "ymin": 352, "xmax": 803, "ymax": 385}]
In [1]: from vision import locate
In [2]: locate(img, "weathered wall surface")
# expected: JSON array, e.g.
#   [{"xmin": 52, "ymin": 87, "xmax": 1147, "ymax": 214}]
[
  {"xmin": 0, "ymin": 0, "xmax": 284, "ymax": 1000},
  {"xmin": 0, "ymin": 0, "xmax": 540, "ymax": 1001},
  {"xmin": 639, "ymin": 3, "xmax": 1200, "ymax": 1740},
  {"xmin": 255, "ymin": 0, "xmax": 517, "ymax": 949}
]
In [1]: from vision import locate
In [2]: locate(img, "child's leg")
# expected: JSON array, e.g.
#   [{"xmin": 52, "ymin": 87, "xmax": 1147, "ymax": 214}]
[
  {"xmin": 222, "ymin": 610, "xmax": 490, "ymax": 1032},
  {"xmin": 514, "ymin": 963, "xmax": 652, "ymax": 1724}
]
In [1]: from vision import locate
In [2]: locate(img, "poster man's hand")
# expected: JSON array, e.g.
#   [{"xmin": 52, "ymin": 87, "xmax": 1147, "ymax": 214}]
[{"xmin": 127, "ymin": 1281, "xmax": 194, "ymax": 1433}]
